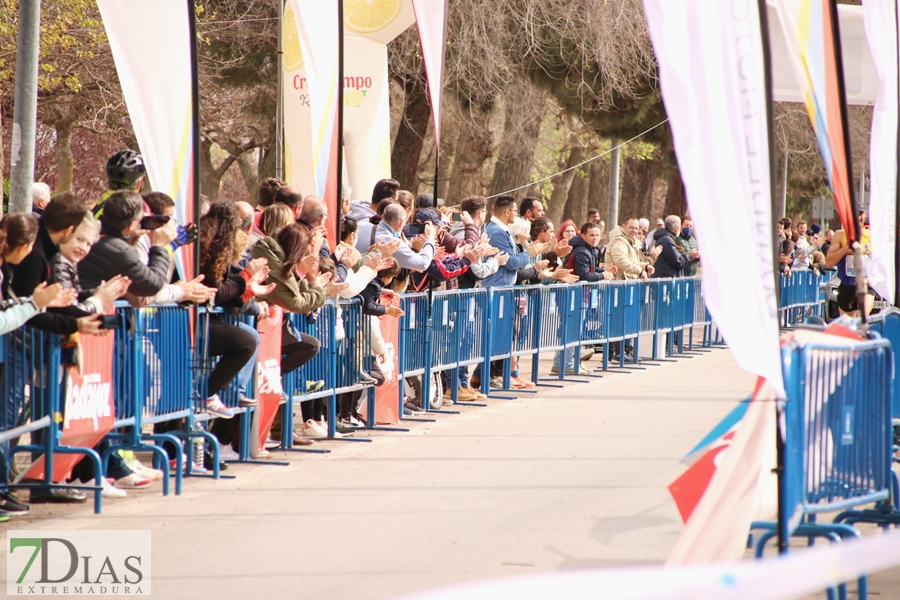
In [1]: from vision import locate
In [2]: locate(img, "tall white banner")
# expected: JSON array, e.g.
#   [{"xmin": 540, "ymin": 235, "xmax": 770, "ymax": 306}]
[
  {"xmin": 862, "ymin": 0, "xmax": 898, "ymax": 305},
  {"xmin": 412, "ymin": 0, "xmax": 449, "ymax": 149},
  {"xmin": 643, "ymin": 0, "xmax": 784, "ymax": 397},
  {"xmin": 98, "ymin": 0, "xmax": 195, "ymax": 277}
]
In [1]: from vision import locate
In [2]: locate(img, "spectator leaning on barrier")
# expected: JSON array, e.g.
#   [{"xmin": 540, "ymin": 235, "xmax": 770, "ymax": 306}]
[
  {"xmin": 651, "ymin": 215, "xmax": 698, "ymax": 279},
  {"xmin": 376, "ymin": 203, "xmax": 436, "ymax": 272},
  {"xmin": 78, "ymin": 191, "xmax": 176, "ymax": 298},
  {"xmin": 607, "ymin": 217, "xmax": 654, "ymax": 281},
  {"xmin": 481, "ymin": 195, "xmax": 546, "ymax": 288},
  {"xmin": 565, "ymin": 222, "xmax": 615, "ymax": 282},
  {"xmin": 677, "ymin": 218, "xmax": 699, "ymax": 277}
]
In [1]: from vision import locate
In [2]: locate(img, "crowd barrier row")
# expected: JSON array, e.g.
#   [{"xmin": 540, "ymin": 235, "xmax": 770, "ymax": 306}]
[{"xmin": 0, "ymin": 273, "xmax": 828, "ymax": 513}]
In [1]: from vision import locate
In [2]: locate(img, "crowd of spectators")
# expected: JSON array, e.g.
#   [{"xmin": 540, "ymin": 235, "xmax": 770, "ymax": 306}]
[
  {"xmin": 0, "ymin": 147, "xmax": 713, "ymax": 518},
  {"xmin": 776, "ymin": 217, "xmax": 834, "ymax": 277}
]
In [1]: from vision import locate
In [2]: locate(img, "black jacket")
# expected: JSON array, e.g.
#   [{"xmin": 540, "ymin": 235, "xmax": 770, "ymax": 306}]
[
  {"xmin": 651, "ymin": 228, "xmax": 691, "ymax": 278},
  {"xmin": 78, "ymin": 224, "xmax": 171, "ymax": 298},
  {"xmin": 11, "ymin": 225, "xmax": 85, "ymax": 335},
  {"xmin": 565, "ymin": 235, "xmax": 606, "ymax": 282},
  {"xmin": 360, "ymin": 277, "xmax": 386, "ymax": 317}
]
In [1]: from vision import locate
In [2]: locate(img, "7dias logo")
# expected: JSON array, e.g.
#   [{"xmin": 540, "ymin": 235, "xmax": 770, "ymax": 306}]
[{"xmin": 7, "ymin": 530, "xmax": 151, "ymax": 596}]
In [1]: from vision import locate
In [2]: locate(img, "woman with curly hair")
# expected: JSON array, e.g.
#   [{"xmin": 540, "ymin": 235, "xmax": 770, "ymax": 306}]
[{"xmin": 199, "ymin": 201, "xmax": 273, "ymax": 420}]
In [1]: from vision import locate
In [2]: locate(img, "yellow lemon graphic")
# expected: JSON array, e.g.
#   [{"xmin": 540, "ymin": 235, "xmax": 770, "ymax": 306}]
[
  {"xmin": 283, "ymin": 5, "xmax": 304, "ymax": 72},
  {"xmin": 378, "ymin": 133, "xmax": 391, "ymax": 177},
  {"xmin": 343, "ymin": 0, "xmax": 402, "ymax": 34},
  {"xmin": 345, "ymin": 89, "xmax": 364, "ymax": 107}
]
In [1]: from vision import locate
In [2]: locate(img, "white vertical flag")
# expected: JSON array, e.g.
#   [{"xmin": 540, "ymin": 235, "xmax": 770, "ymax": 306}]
[
  {"xmin": 98, "ymin": 0, "xmax": 195, "ymax": 278},
  {"xmin": 862, "ymin": 0, "xmax": 898, "ymax": 305},
  {"xmin": 412, "ymin": 0, "xmax": 449, "ymax": 149},
  {"xmin": 643, "ymin": 0, "xmax": 784, "ymax": 398}
]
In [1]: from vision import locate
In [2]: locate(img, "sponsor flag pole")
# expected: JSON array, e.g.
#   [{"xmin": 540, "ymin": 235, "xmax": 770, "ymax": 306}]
[
  {"xmin": 895, "ymin": 1, "xmax": 900, "ymax": 308},
  {"xmin": 755, "ymin": 0, "xmax": 788, "ymax": 556},
  {"xmin": 187, "ymin": 0, "xmax": 201, "ymax": 283},
  {"xmin": 335, "ymin": 0, "xmax": 344, "ymax": 246}
]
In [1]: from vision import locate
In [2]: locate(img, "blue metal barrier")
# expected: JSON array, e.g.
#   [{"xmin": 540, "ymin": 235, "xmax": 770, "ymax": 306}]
[
  {"xmin": 431, "ymin": 288, "xmax": 489, "ymax": 403},
  {"xmin": 867, "ymin": 308, "xmax": 900, "ymax": 420},
  {"xmin": 752, "ymin": 335, "xmax": 894, "ymax": 600}
]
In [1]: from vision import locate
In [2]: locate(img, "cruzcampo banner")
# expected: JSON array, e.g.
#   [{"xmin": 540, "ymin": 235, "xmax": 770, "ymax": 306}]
[
  {"xmin": 255, "ymin": 307, "xmax": 284, "ymax": 454},
  {"xmin": 283, "ymin": 0, "xmax": 415, "ymax": 209},
  {"xmin": 97, "ymin": 0, "xmax": 195, "ymax": 281},
  {"xmin": 862, "ymin": 0, "xmax": 898, "ymax": 304}
]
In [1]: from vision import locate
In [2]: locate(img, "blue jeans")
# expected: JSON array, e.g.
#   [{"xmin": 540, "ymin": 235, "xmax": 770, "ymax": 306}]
[
  {"xmin": 552, "ymin": 348, "xmax": 576, "ymax": 371},
  {"xmin": 234, "ymin": 322, "xmax": 260, "ymax": 398},
  {"xmin": 441, "ymin": 367, "xmax": 470, "ymax": 390}
]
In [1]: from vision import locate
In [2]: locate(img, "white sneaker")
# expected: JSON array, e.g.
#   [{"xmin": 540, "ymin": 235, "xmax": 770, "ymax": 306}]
[
  {"xmin": 301, "ymin": 419, "xmax": 327, "ymax": 439},
  {"xmin": 126, "ymin": 458, "xmax": 164, "ymax": 481},
  {"xmin": 102, "ymin": 478, "xmax": 127, "ymax": 498},
  {"xmin": 114, "ymin": 472, "xmax": 153, "ymax": 489},
  {"xmin": 218, "ymin": 444, "xmax": 240, "ymax": 461},
  {"xmin": 205, "ymin": 394, "xmax": 234, "ymax": 419}
]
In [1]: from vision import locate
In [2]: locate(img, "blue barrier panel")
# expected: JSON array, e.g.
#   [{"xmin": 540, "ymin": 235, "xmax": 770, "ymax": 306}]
[
  {"xmin": 604, "ymin": 281, "xmax": 641, "ymax": 344},
  {"xmin": 536, "ymin": 285, "xmax": 565, "ymax": 352},
  {"xmin": 581, "ymin": 282, "xmax": 609, "ymax": 345},
  {"xmin": 3, "ymin": 328, "xmax": 103, "ymax": 513},
  {"xmin": 865, "ymin": 308, "xmax": 900, "ymax": 419},
  {"xmin": 398, "ymin": 292, "xmax": 429, "ymax": 378},
  {"xmin": 512, "ymin": 285, "xmax": 542, "ymax": 360},
  {"xmin": 488, "ymin": 287, "xmax": 516, "ymax": 362}
]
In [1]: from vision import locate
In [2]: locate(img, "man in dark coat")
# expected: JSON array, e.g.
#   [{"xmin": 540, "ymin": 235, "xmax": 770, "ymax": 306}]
[{"xmin": 651, "ymin": 215, "xmax": 699, "ymax": 279}]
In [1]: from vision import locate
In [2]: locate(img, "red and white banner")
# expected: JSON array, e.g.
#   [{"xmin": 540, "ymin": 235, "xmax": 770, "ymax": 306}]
[
  {"xmin": 643, "ymin": 0, "xmax": 784, "ymax": 399},
  {"xmin": 25, "ymin": 332, "xmax": 116, "ymax": 483},
  {"xmin": 98, "ymin": 0, "xmax": 196, "ymax": 281},
  {"xmin": 412, "ymin": 0, "xmax": 449, "ymax": 149},
  {"xmin": 255, "ymin": 306, "xmax": 284, "ymax": 454},
  {"xmin": 862, "ymin": 0, "xmax": 898, "ymax": 305},
  {"xmin": 362, "ymin": 295, "xmax": 401, "ymax": 425}
]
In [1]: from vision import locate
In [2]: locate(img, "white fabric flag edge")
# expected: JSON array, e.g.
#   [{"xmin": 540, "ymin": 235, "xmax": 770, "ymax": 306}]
[
  {"xmin": 412, "ymin": 0, "xmax": 448, "ymax": 150},
  {"xmin": 643, "ymin": 0, "xmax": 785, "ymax": 398},
  {"xmin": 862, "ymin": 0, "xmax": 898, "ymax": 305}
]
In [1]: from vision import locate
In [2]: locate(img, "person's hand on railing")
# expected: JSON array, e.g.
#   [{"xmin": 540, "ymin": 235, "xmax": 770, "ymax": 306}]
[
  {"xmin": 94, "ymin": 275, "xmax": 132, "ymax": 307},
  {"xmin": 495, "ymin": 251, "xmax": 510, "ymax": 266},
  {"xmin": 32, "ymin": 282, "xmax": 77, "ymax": 309},
  {"xmin": 646, "ymin": 265, "xmax": 654, "ymax": 277},
  {"xmin": 550, "ymin": 267, "xmax": 572, "ymax": 282},
  {"xmin": 77, "ymin": 314, "xmax": 104, "ymax": 335},
  {"xmin": 176, "ymin": 275, "xmax": 217, "ymax": 303},
  {"xmin": 257, "ymin": 301, "xmax": 270, "ymax": 320},
  {"xmin": 385, "ymin": 304, "xmax": 405, "ymax": 318},
  {"xmin": 370, "ymin": 237, "xmax": 402, "ymax": 258}
]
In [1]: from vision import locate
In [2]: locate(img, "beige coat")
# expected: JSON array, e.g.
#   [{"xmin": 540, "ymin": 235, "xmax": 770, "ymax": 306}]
[{"xmin": 607, "ymin": 225, "xmax": 650, "ymax": 280}]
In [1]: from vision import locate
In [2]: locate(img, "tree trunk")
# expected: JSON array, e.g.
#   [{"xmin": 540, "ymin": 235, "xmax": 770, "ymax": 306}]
[
  {"xmin": 258, "ymin": 143, "xmax": 277, "ymax": 182},
  {"xmin": 200, "ymin": 140, "xmax": 239, "ymax": 202},
  {"xmin": 391, "ymin": 78, "xmax": 431, "ymax": 193},
  {"xmin": 620, "ymin": 157, "xmax": 660, "ymax": 221},
  {"xmin": 446, "ymin": 106, "xmax": 493, "ymax": 203},
  {"xmin": 546, "ymin": 146, "xmax": 585, "ymax": 227},
  {"xmin": 0, "ymin": 90, "xmax": 4, "ymax": 216},
  {"xmin": 489, "ymin": 86, "xmax": 546, "ymax": 200},
  {"xmin": 237, "ymin": 150, "xmax": 259, "ymax": 205},
  {"xmin": 562, "ymin": 167, "xmax": 590, "ymax": 226},
  {"xmin": 55, "ymin": 121, "xmax": 75, "ymax": 193},
  {"xmin": 663, "ymin": 167, "xmax": 687, "ymax": 218}
]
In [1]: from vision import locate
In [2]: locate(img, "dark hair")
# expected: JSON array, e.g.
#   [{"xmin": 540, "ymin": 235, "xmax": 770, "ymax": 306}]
[
  {"xmin": 340, "ymin": 216, "xmax": 358, "ymax": 241},
  {"xmin": 371, "ymin": 179, "xmax": 400, "ymax": 204},
  {"xmin": 142, "ymin": 191, "xmax": 175, "ymax": 215},
  {"xmin": 492, "ymin": 195, "xmax": 516, "ymax": 214},
  {"xmin": 100, "ymin": 191, "xmax": 143, "ymax": 233},
  {"xmin": 276, "ymin": 222, "xmax": 310, "ymax": 278},
  {"xmin": 369, "ymin": 199, "xmax": 396, "ymax": 226},
  {"xmin": 378, "ymin": 260, "xmax": 401, "ymax": 280},
  {"xmin": 587, "ymin": 208, "xmax": 600, "ymax": 217},
  {"xmin": 274, "ymin": 186, "xmax": 303, "ymax": 208},
  {"xmin": 199, "ymin": 200, "xmax": 241, "ymax": 285},
  {"xmin": 530, "ymin": 217, "xmax": 552, "ymax": 240},
  {"xmin": 520, "ymin": 197, "xmax": 541, "ymax": 217},
  {"xmin": 580, "ymin": 222, "xmax": 600, "ymax": 235},
  {"xmin": 41, "ymin": 192, "xmax": 88, "ymax": 233},
  {"xmin": 622, "ymin": 215, "xmax": 638, "ymax": 226},
  {"xmin": 780, "ymin": 217, "xmax": 792, "ymax": 228},
  {"xmin": 460, "ymin": 196, "xmax": 486, "ymax": 215},
  {"xmin": 318, "ymin": 256, "xmax": 336, "ymax": 278},
  {"xmin": 257, "ymin": 177, "xmax": 285, "ymax": 207},
  {"xmin": 1, "ymin": 213, "xmax": 39, "ymax": 256}
]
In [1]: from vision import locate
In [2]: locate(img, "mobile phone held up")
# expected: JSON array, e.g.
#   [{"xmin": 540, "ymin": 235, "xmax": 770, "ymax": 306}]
[
  {"xmin": 407, "ymin": 223, "xmax": 426, "ymax": 236},
  {"xmin": 140, "ymin": 215, "xmax": 171, "ymax": 231},
  {"xmin": 451, "ymin": 212, "xmax": 464, "ymax": 222}
]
